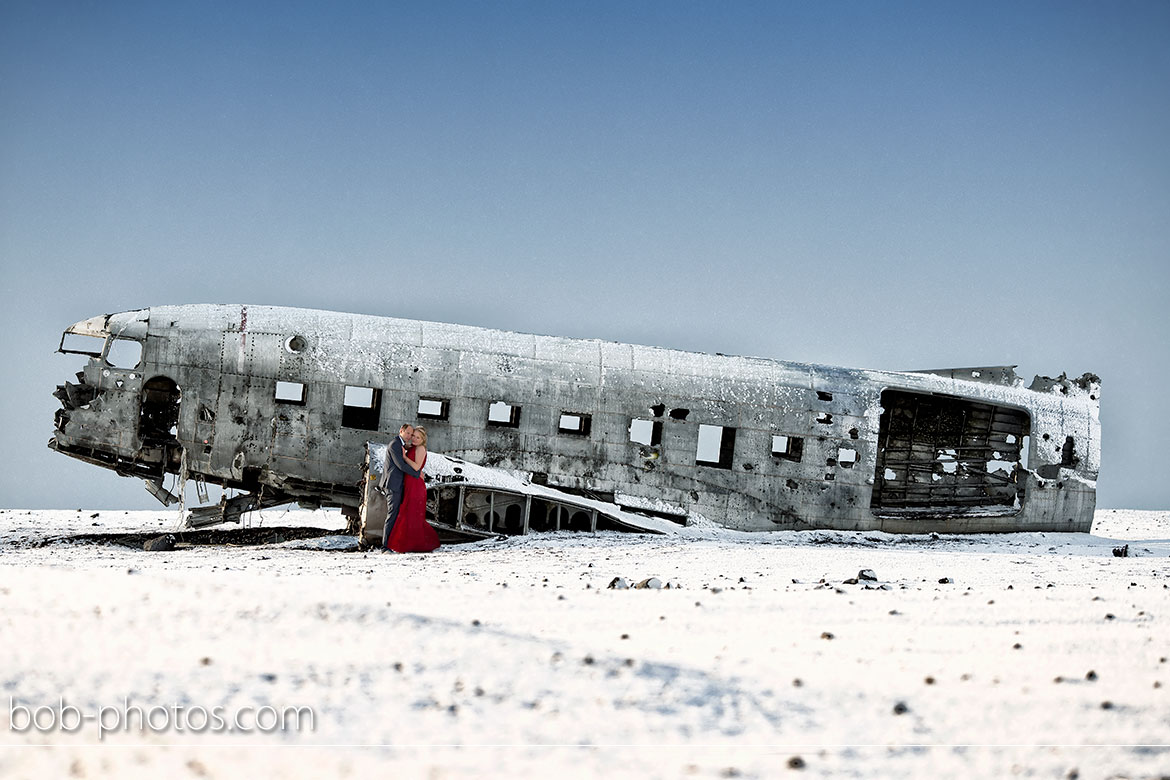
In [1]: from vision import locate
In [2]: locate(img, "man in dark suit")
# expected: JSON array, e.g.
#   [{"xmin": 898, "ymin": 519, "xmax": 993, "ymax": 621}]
[{"xmin": 379, "ymin": 423, "xmax": 421, "ymax": 549}]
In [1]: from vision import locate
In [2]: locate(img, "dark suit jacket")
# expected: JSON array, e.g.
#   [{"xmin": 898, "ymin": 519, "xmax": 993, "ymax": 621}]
[{"xmin": 384, "ymin": 435, "xmax": 421, "ymax": 496}]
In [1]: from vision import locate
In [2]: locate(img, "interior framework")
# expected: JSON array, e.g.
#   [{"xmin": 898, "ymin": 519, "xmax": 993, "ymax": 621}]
[{"xmin": 871, "ymin": 389, "xmax": 1030, "ymax": 513}]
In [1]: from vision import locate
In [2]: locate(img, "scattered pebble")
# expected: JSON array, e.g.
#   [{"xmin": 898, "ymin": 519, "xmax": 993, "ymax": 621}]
[
  {"xmin": 893, "ymin": 701, "xmax": 909, "ymax": 715},
  {"xmin": 787, "ymin": 755, "xmax": 805, "ymax": 769},
  {"xmin": 820, "ymin": 632, "xmax": 834, "ymax": 640}
]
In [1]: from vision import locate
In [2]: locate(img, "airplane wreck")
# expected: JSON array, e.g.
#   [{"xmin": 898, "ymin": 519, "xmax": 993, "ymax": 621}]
[{"xmin": 50, "ymin": 304, "xmax": 1100, "ymax": 541}]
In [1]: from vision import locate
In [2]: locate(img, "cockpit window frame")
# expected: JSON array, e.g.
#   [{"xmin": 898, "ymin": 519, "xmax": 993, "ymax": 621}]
[
  {"xmin": 104, "ymin": 337, "xmax": 144, "ymax": 370},
  {"xmin": 58, "ymin": 332, "xmax": 106, "ymax": 357}
]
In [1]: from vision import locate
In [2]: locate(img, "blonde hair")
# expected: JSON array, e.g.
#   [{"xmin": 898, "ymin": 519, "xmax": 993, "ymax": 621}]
[{"xmin": 412, "ymin": 425, "xmax": 427, "ymax": 446}]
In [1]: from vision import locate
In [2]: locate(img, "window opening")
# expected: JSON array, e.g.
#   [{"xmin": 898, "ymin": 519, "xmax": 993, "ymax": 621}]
[
  {"xmin": 837, "ymin": 447, "xmax": 858, "ymax": 468},
  {"xmin": 60, "ymin": 332, "xmax": 105, "ymax": 357},
  {"xmin": 275, "ymin": 381, "xmax": 306, "ymax": 405},
  {"xmin": 558, "ymin": 413, "xmax": 592, "ymax": 436},
  {"xmin": 342, "ymin": 385, "xmax": 382, "ymax": 430},
  {"xmin": 488, "ymin": 401, "xmax": 521, "ymax": 428},
  {"xmin": 628, "ymin": 418, "xmax": 661, "ymax": 446},
  {"xmin": 772, "ymin": 434, "xmax": 804, "ymax": 462},
  {"xmin": 106, "ymin": 338, "xmax": 143, "ymax": 369},
  {"xmin": 696, "ymin": 424, "xmax": 736, "ymax": 469},
  {"xmin": 417, "ymin": 398, "xmax": 449, "ymax": 421}
]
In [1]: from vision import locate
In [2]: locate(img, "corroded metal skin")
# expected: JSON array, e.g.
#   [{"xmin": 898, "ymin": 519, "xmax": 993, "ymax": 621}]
[{"xmin": 50, "ymin": 304, "xmax": 1100, "ymax": 533}]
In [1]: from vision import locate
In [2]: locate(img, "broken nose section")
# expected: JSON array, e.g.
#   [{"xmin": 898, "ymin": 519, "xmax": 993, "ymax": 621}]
[{"xmin": 54, "ymin": 373, "xmax": 99, "ymax": 413}]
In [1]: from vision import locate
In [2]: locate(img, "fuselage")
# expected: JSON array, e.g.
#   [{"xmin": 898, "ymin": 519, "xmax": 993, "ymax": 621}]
[{"xmin": 51, "ymin": 304, "xmax": 1101, "ymax": 532}]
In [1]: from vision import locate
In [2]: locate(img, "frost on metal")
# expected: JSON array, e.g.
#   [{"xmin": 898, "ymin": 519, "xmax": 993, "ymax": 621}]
[{"xmin": 50, "ymin": 304, "xmax": 1101, "ymax": 535}]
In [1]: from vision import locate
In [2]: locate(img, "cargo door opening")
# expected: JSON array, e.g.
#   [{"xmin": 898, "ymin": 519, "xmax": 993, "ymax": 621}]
[{"xmin": 871, "ymin": 389, "xmax": 1030, "ymax": 516}]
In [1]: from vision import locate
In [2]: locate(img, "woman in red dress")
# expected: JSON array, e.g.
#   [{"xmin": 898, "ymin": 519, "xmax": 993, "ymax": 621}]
[{"xmin": 387, "ymin": 425, "xmax": 440, "ymax": 553}]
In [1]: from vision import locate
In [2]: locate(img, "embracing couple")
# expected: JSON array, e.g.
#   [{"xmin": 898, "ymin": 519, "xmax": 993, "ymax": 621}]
[{"xmin": 378, "ymin": 423, "xmax": 440, "ymax": 553}]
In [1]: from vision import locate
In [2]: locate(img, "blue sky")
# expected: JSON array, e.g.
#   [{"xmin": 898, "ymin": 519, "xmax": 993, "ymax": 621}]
[{"xmin": 2, "ymin": 1, "xmax": 1167, "ymax": 509}]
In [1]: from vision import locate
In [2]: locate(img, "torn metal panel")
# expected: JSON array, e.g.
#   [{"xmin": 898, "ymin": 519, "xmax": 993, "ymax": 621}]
[
  {"xmin": 356, "ymin": 445, "xmax": 672, "ymax": 547},
  {"xmin": 905, "ymin": 366, "xmax": 1021, "ymax": 387},
  {"xmin": 50, "ymin": 304, "xmax": 1101, "ymax": 534}
]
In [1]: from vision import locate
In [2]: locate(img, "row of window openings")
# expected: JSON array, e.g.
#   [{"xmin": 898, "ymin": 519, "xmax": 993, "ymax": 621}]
[
  {"xmin": 274, "ymin": 382, "xmax": 586, "ymax": 435},
  {"xmin": 274, "ymin": 382, "xmax": 849, "ymax": 470},
  {"xmin": 90, "ymin": 340, "xmax": 845, "ymax": 467},
  {"xmin": 632, "ymin": 419, "xmax": 854, "ymax": 470}
]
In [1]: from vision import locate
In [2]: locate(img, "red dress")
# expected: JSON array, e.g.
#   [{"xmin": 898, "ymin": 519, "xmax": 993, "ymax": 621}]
[{"xmin": 387, "ymin": 447, "xmax": 440, "ymax": 553}]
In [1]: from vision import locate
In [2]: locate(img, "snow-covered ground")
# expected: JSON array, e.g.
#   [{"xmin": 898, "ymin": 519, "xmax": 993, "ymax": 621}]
[{"xmin": 1, "ymin": 507, "xmax": 1166, "ymax": 778}]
